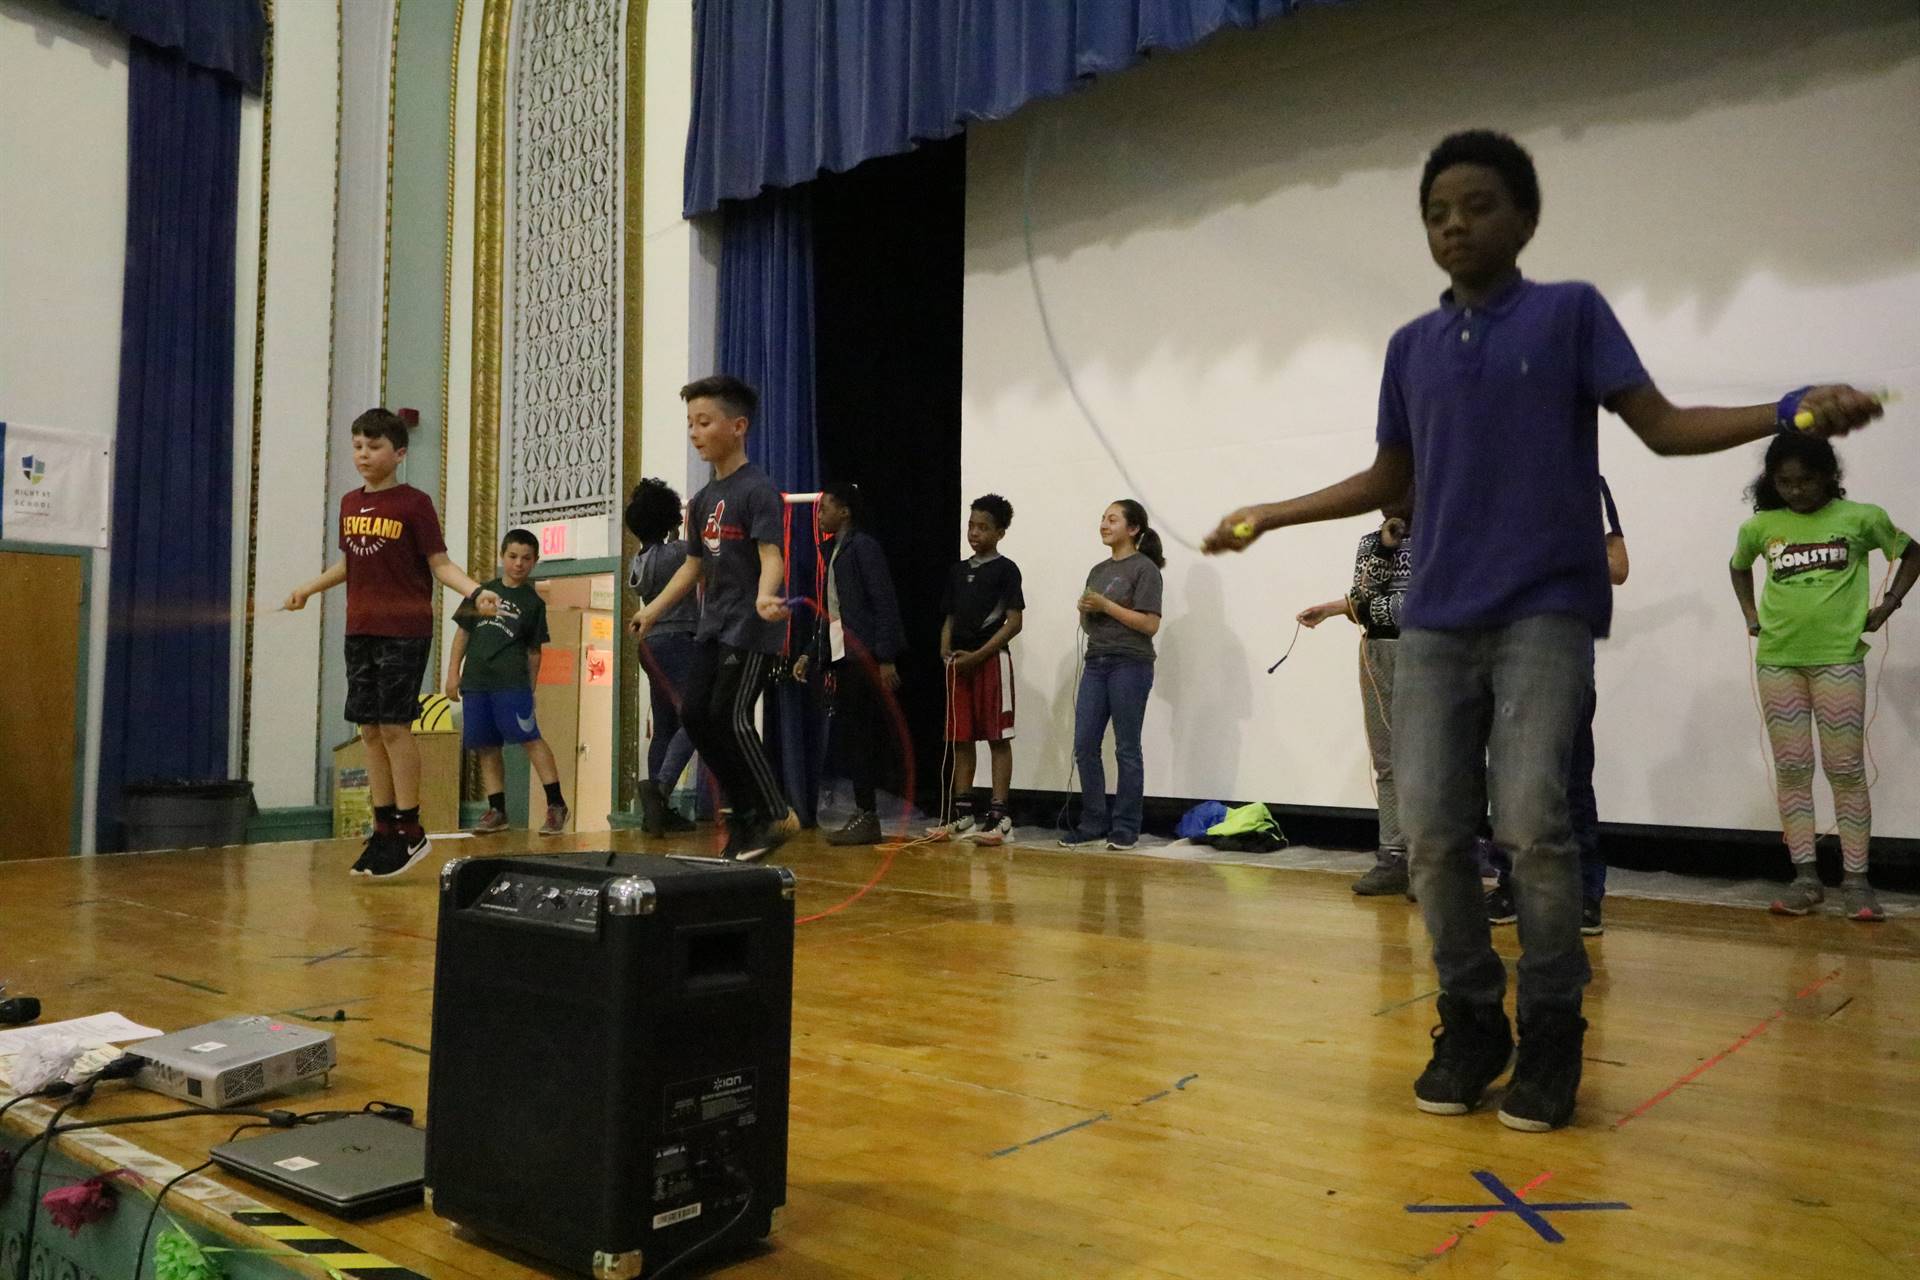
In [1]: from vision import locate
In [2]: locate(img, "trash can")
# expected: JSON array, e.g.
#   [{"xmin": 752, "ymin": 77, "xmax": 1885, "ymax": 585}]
[{"xmin": 122, "ymin": 779, "xmax": 256, "ymax": 852}]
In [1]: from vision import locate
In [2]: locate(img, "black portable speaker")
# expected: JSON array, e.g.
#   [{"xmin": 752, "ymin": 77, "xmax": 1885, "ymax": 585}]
[{"xmin": 425, "ymin": 852, "xmax": 794, "ymax": 1278}]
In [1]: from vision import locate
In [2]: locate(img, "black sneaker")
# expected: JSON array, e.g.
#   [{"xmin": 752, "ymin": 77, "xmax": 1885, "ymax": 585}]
[
  {"xmin": 826, "ymin": 811, "xmax": 881, "ymax": 846},
  {"xmin": 363, "ymin": 829, "xmax": 431, "ymax": 879},
  {"xmin": 719, "ymin": 813, "xmax": 751, "ymax": 860},
  {"xmin": 1486, "ymin": 884, "xmax": 1517, "ymax": 925},
  {"xmin": 1498, "ymin": 1009, "xmax": 1588, "ymax": 1132},
  {"xmin": 638, "ymin": 779, "xmax": 668, "ymax": 837},
  {"xmin": 733, "ymin": 809, "xmax": 800, "ymax": 864},
  {"xmin": 350, "ymin": 832, "xmax": 385, "ymax": 876},
  {"xmin": 1413, "ymin": 995, "xmax": 1513, "ymax": 1115},
  {"xmin": 1580, "ymin": 901, "xmax": 1604, "ymax": 936}
]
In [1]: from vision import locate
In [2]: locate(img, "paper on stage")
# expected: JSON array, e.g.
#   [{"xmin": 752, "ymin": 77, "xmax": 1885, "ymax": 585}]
[{"xmin": 0, "ymin": 1011, "xmax": 163, "ymax": 1055}]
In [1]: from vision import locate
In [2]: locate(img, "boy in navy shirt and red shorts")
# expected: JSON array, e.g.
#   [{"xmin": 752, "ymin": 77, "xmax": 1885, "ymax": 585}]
[
  {"xmin": 936, "ymin": 495, "xmax": 1024, "ymax": 845},
  {"xmin": 1208, "ymin": 130, "xmax": 1883, "ymax": 1131}
]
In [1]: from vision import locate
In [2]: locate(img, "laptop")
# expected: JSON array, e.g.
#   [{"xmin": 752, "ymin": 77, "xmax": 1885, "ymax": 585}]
[{"xmin": 211, "ymin": 1114, "xmax": 426, "ymax": 1217}]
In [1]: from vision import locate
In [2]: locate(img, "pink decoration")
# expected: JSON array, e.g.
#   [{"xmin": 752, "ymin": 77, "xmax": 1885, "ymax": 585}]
[{"xmin": 42, "ymin": 1175, "xmax": 118, "ymax": 1236}]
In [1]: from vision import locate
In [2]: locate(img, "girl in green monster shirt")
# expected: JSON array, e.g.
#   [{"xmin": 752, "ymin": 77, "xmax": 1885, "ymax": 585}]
[{"xmin": 1730, "ymin": 432, "xmax": 1918, "ymax": 922}]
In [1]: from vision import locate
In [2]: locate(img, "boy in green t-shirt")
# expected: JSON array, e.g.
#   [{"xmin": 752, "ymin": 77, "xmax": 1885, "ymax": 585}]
[
  {"xmin": 1731, "ymin": 432, "xmax": 1917, "ymax": 922},
  {"xmin": 446, "ymin": 529, "xmax": 569, "ymax": 834}
]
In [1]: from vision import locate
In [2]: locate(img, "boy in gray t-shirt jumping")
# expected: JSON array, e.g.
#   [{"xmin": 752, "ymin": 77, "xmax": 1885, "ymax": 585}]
[{"xmin": 629, "ymin": 376, "xmax": 799, "ymax": 863}]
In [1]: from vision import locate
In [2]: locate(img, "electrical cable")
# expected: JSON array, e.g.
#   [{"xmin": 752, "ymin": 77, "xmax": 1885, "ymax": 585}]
[
  {"xmin": 131, "ymin": 1118, "xmax": 273, "ymax": 1279},
  {"xmin": 646, "ymin": 1168, "xmax": 755, "ymax": 1280},
  {"xmin": 124, "ymin": 1102, "xmax": 411, "ymax": 1277},
  {"xmin": 14, "ymin": 1091, "xmax": 90, "ymax": 1280},
  {"xmin": 8, "ymin": 1053, "xmax": 154, "ymax": 1280},
  {"xmin": 0, "ymin": 1082, "xmax": 74, "ymax": 1127},
  {"xmin": 133, "ymin": 1156, "xmax": 215, "ymax": 1277}
]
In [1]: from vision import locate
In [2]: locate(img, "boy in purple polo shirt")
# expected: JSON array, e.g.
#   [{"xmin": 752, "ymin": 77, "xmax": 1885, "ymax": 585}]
[{"xmin": 1205, "ymin": 130, "xmax": 1883, "ymax": 1132}]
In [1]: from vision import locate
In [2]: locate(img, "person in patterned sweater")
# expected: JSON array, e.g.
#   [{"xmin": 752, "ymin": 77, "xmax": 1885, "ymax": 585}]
[{"xmin": 1297, "ymin": 488, "xmax": 1415, "ymax": 896}]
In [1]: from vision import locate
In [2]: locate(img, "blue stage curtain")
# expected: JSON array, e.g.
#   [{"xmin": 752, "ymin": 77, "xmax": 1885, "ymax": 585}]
[
  {"xmin": 714, "ymin": 186, "xmax": 827, "ymax": 823},
  {"xmin": 97, "ymin": 40, "xmax": 243, "ymax": 849},
  {"xmin": 685, "ymin": 0, "xmax": 1334, "ymax": 214},
  {"xmin": 59, "ymin": 0, "xmax": 265, "ymax": 90}
]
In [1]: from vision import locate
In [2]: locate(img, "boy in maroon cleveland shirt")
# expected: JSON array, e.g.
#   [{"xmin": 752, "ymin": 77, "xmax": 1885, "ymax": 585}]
[{"xmin": 285, "ymin": 408, "xmax": 499, "ymax": 878}]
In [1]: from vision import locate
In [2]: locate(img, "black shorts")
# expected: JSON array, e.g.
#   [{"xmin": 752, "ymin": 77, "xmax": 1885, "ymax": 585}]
[{"xmin": 345, "ymin": 635, "xmax": 431, "ymax": 725}]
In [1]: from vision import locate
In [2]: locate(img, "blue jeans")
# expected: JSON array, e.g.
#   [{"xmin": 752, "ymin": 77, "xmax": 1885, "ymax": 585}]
[
  {"xmin": 640, "ymin": 633, "xmax": 697, "ymax": 790},
  {"xmin": 1073, "ymin": 656, "xmax": 1154, "ymax": 841},
  {"xmin": 1490, "ymin": 683, "xmax": 1607, "ymax": 904},
  {"xmin": 1395, "ymin": 615, "xmax": 1593, "ymax": 1022}
]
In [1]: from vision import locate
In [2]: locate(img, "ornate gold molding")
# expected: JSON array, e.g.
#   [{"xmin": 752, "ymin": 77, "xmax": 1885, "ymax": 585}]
[
  {"xmin": 468, "ymin": 0, "xmax": 509, "ymax": 593},
  {"xmin": 432, "ymin": 0, "xmax": 466, "ymax": 675},
  {"xmin": 468, "ymin": 0, "xmax": 645, "ymax": 812},
  {"xmin": 616, "ymin": 0, "xmax": 648, "ymax": 811},
  {"xmin": 240, "ymin": 0, "xmax": 276, "ymax": 779},
  {"xmin": 313, "ymin": 0, "xmax": 345, "ymax": 794},
  {"xmin": 380, "ymin": 0, "xmax": 400, "ymax": 398}
]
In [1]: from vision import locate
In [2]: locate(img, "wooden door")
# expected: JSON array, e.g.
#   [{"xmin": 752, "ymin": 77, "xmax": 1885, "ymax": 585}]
[
  {"xmin": 0, "ymin": 550, "xmax": 83, "ymax": 858},
  {"xmin": 529, "ymin": 608, "xmax": 581, "ymax": 829},
  {"xmin": 573, "ymin": 608, "xmax": 615, "ymax": 832}
]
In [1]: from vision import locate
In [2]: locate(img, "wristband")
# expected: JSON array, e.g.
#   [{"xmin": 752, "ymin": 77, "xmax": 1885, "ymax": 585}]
[{"xmin": 1776, "ymin": 385, "xmax": 1811, "ymax": 431}]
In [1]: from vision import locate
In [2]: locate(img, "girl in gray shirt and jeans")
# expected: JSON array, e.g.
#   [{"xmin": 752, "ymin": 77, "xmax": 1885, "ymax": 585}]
[{"xmin": 1060, "ymin": 499, "xmax": 1165, "ymax": 851}]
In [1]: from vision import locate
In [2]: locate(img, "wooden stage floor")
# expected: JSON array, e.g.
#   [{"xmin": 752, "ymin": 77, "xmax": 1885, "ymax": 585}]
[{"xmin": 2, "ymin": 828, "xmax": 1917, "ymax": 1278}]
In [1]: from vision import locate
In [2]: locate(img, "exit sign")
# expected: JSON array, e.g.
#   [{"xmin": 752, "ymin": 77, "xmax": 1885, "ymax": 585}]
[{"xmin": 527, "ymin": 518, "xmax": 610, "ymax": 562}]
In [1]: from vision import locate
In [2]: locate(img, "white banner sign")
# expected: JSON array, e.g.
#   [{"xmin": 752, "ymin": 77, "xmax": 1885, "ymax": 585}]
[{"xmin": 0, "ymin": 421, "xmax": 111, "ymax": 548}]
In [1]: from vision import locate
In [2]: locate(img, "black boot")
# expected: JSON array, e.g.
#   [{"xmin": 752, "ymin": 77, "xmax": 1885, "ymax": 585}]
[
  {"xmin": 1498, "ymin": 1007, "xmax": 1587, "ymax": 1132},
  {"xmin": 638, "ymin": 779, "xmax": 666, "ymax": 837},
  {"xmin": 1413, "ymin": 994, "xmax": 1513, "ymax": 1115}
]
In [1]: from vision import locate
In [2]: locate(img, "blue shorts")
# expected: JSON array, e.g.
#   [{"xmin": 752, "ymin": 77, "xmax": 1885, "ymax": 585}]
[{"xmin": 462, "ymin": 687, "xmax": 541, "ymax": 749}]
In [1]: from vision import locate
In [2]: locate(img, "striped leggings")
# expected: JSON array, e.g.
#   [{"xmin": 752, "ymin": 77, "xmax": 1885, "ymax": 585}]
[{"xmin": 1757, "ymin": 663, "xmax": 1869, "ymax": 873}]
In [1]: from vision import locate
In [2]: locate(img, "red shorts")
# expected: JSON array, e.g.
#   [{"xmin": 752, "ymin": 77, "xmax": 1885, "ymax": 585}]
[{"xmin": 947, "ymin": 650, "xmax": 1016, "ymax": 742}]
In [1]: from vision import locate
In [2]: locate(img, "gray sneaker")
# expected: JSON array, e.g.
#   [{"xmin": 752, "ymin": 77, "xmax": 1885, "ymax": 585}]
[
  {"xmin": 470, "ymin": 808, "xmax": 510, "ymax": 834},
  {"xmin": 1353, "ymin": 851, "xmax": 1410, "ymax": 897},
  {"xmin": 1842, "ymin": 881, "xmax": 1885, "ymax": 923},
  {"xmin": 1770, "ymin": 877, "xmax": 1824, "ymax": 916},
  {"xmin": 539, "ymin": 803, "xmax": 570, "ymax": 836}
]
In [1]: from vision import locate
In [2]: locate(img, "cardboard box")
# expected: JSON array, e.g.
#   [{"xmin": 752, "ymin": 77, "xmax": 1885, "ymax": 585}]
[{"xmin": 331, "ymin": 730, "xmax": 461, "ymax": 837}]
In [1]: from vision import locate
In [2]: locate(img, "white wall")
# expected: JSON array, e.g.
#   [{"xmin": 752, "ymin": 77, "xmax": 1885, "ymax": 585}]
[
  {"xmin": 963, "ymin": 0, "xmax": 1920, "ymax": 836},
  {"xmin": 0, "ymin": 0, "xmax": 128, "ymax": 853},
  {"xmin": 246, "ymin": 0, "xmax": 342, "ymax": 808},
  {"xmin": 641, "ymin": 0, "xmax": 701, "ymax": 496},
  {"xmin": 320, "ymin": 0, "xmax": 395, "ymax": 791}
]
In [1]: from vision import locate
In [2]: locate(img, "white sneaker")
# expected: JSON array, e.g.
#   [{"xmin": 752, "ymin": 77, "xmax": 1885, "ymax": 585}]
[
  {"xmin": 925, "ymin": 813, "xmax": 977, "ymax": 841},
  {"xmin": 971, "ymin": 812, "xmax": 1014, "ymax": 847}
]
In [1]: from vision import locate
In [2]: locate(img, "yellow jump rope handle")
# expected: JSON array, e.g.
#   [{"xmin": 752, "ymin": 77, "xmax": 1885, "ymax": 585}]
[
  {"xmin": 1231, "ymin": 521, "xmax": 1255, "ymax": 540},
  {"xmin": 1797, "ymin": 389, "xmax": 1899, "ymax": 430}
]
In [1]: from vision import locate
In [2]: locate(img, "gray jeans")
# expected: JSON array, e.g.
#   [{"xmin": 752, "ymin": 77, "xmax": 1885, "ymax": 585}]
[
  {"xmin": 1358, "ymin": 637, "xmax": 1404, "ymax": 854},
  {"xmin": 1395, "ymin": 614, "xmax": 1594, "ymax": 1022}
]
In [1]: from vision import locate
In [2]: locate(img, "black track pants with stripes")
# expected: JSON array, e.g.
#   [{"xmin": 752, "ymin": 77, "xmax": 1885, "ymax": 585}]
[{"xmin": 680, "ymin": 639, "xmax": 789, "ymax": 826}]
